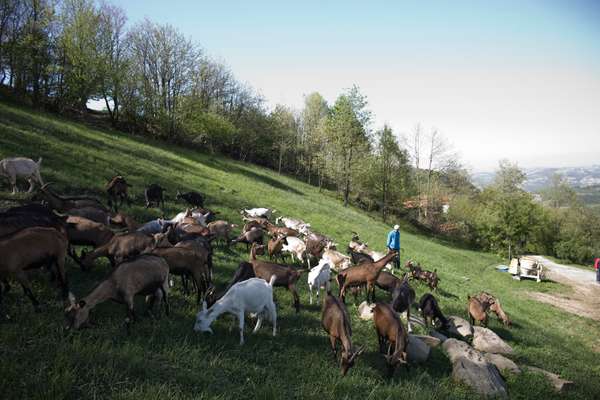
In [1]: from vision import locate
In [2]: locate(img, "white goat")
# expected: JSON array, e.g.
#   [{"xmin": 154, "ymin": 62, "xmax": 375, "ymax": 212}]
[
  {"xmin": 0, "ymin": 157, "xmax": 44, "ymax": 194},
  {"xmin": 241, "ymin": 208, "xmax": 275, "ymax": 219},
  {"xmin": 307, "ymin": 258, "xmax": 331, "ymax": 305},
  {"xmin": 322, "ymin": 248, "xmax": 352, "ymax": 272},
  {"xmin": 281, "ymin": 236, "xmax": 308, "ymax": 266},
  {"xmin": 276, "ymin": 217, "xmax": 311, "ymax": 235},
  {"xmin": 194, "ymin": 276, "xmax": 277, "ymax": 345},
  {"xmin": 170, "ymin": 209, "xmax": 210, "ymax": 227}
]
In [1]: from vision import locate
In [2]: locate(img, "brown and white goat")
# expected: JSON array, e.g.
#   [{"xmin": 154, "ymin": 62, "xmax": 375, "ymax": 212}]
[
  {"xmin": 65, "ymin": 254, "xmax": 169, "ymax": 333},
  {"xmin": 337, "ymin": 250, "xmax": 398, "ymax": 303},
  {"xmin": 264, "ymin": 221, "xmax": 298, "ymax": 237},
  {"xmin": 373, "ymin": 302, "xmax": 408, "ymax": 377},
  {"xmin": 321, "ymin": 292, "xmax": 365, "ymax": 376},
  {"xmin": 0, "ymin": 227, "xmax": 70, "ymax": 315},
  {"xmin": 249, "ymin": 243, "xmax": 304, "ymax": 312},
  {"xmin": 267, "ymin": 234, "xmax": 286, "ymax": 262}
]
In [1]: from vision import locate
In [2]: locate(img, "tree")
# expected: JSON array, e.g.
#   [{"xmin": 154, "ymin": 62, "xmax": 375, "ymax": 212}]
[
  {"xmin": 270, "ymin": 105, "xmax": 298, "ymax": 174},
  {"xmin": 542, "ymin": 173, "xmax": 578, "ymax": 208},
  {"xmin": 299, "ymin": 92, "xmax": 328, "ymax": 185},
  {"xmin": 493, "ymin": 159, "xmax": 526, "ymax": 193}
]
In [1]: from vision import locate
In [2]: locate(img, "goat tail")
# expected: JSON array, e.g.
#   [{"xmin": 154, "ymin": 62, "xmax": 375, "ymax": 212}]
[
  {"xmin": 37, "ymin": 157, "xmax": 43, "ymax": 165},
  {"xmin": 336, "ymin": 272, "xmax": 346, "ymax": 293},
  {"xmin": 268, "ymin": 275, "xmax": 277, "ymax": 287}
]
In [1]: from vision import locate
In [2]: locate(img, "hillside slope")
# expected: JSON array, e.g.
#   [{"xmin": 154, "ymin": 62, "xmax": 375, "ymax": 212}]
[{"xmin": 0, "ymin": 102, "xmax": 598, "ymax": 399}]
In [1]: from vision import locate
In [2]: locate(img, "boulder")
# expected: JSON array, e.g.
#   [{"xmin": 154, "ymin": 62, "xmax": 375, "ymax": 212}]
[
  {"xmin": 357, "ymin": 301, "xmax": 375, "ymax": 320},
  {"xmin": 429, "ymin": 329, "xmax": 448, "ymax": 343},
  {"xmin": 407, "ymin": 334, "xmax": 430, "ymax": 363},
  {"xmin": 443, "ymin": 339, "xmax": 508, "ymax": 398},
  {"xmin": 484, "ymin": 353, "xmax": 521, "ymax": 375},
  {"xmin": 413, "ymin": 334, "xmax": 442, "ymax": 348},
  {"xmin": 447, "ymin": 316, "xmax": 474, "ymax": 340},
  {"xmin": 473, "ymin": 326, "xmax": 513, "ymax": 354},
  {"xmin": 526, "ymin": 366, "xmax": 574, "ymax": 393}
]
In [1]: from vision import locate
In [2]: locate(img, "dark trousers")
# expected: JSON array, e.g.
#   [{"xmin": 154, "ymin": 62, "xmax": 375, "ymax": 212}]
[
  {"xmin": 596, "ymin": 268, "xmax": 600, "ymax": 282},
  {"xmin": 390, "ymin": 248, "xmax": 400, "ymax": 271}
]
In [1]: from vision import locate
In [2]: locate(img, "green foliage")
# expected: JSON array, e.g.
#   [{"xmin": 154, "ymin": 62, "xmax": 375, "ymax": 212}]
[{"xmin": 181, "ymin": 110, "xmax": 238, "ymax": 153}]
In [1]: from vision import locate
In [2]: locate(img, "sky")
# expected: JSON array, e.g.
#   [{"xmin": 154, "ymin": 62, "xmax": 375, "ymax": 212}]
[{"xmin": 114, "ymin": 0, "xmax": 600, "ymax": 172}]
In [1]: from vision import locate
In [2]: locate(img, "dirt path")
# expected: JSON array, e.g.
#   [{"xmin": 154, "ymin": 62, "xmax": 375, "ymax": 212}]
[{"xmin": 526, "ymin": 256, "xmax": 600, "ymax": 322}]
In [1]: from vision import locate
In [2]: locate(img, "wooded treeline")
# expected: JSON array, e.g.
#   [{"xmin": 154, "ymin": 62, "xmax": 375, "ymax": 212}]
[{"xmin": 1, "ymin": 0, "xmax": 598, "ymax": 263}]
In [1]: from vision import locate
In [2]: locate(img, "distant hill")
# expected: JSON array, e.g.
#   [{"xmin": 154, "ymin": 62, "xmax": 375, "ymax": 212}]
[{"xmin": 472, "ymin": 165, "xmax": 600, "ymax": 192}]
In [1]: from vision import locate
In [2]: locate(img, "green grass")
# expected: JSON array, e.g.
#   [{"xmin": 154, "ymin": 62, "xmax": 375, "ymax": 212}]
[{"xmin": 1, "ymin": 101, "xmax": 599, "ymax": 399}]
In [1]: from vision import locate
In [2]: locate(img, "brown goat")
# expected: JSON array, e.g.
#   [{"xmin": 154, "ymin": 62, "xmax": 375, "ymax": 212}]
[
  {"xmin": 490, "ymin": 300, "xmax": 512, "ymax": 327},
  {"xmin": 232, "ymin": 227, "xmax": 264, "ymax": 250},
  {"xmin": 78, "ymin": 231, "xmax": 170, "ymax": 270},
  {"xmin": 34, "ymin": 184, "xmax": 107, "ymax": 212},
  {"xmin": 267, "ymin": 235, "xmax": 287, "ymax": 262},
  {"xmin": 65, "ymin": 254, "xmax": 169, "ymax": 334},
  {"xmin": 264, "ymin": 222, "xmax": 298, "ymax": 237},
  {"xmin": 373, "ymin": 302, "xmax": 408, "ymax": 377},
  {"xmin": 66, "ymin": 216, "xmax": 114, "ymax": 249},
  {"xmin": 207, "ymin": 220, "xmax": 237, "ymax": 247},
  {"xmin": 419, "ymin": 293, "xmax": 449, "ymax": 330},
  {"xmin": 106, "ymin": 175, "xmax": 131, "ymax": 212},
  {"xmin": 321, "ymin": 292, "xmax": 365, "ymax": 376},
  {"xmin": 0, "ymin": 227, "xmax": 70, "ymax": 315},
  {"xmin": 110, "ymin": 213, "xmax": 140, "ymax": 232},
  {"xmin": 468, "ymin": 296, "xmax": 488, "ymax": 327},
  {"xmin": 151, "ymin": 247, "xmax": 210, "ymax": 304},
  {"xmin": 242, "ymin": 220, "xmax": 263, "ymax": 233},
  {"xmin": 337, "ymin": 250, "xmax": 398, "ymax": 303},
  {"xmin": 249, "ymin": 243, "xmax": 304, "ymax": 312}
]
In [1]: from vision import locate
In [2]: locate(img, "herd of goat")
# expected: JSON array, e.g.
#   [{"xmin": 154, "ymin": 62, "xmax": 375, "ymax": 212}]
[{"xmin": 0, "ymin": 156, "xmax": 511, "ymax": 377}]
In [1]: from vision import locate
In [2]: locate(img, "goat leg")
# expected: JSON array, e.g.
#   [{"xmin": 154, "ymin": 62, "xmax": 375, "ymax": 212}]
[
  {"xmin": 238, "ymin": 311, "xmax": 245, "ymax": 345},
  {"xmin": 329, "ymin": 336, "xmax": 338, "ymax": 362}
]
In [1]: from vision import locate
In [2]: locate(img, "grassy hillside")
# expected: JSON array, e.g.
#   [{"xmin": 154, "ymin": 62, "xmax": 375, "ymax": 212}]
[{"xmin": 1, "ymin": 101, "xmax": 599, "ymax": 400}]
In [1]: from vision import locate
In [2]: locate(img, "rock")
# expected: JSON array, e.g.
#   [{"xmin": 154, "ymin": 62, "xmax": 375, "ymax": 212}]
[
  {"xmin": 357, "ymin": 301, "xmax": 375, "ymax": 320},
  {"xmin": 526, "ymin": 366, "xmax": 574, "ymax": 393},
  {"xmin": 447, "ymin": 316, "xmax": 474, "ymax": 339},
  {"xmin": 443, "ymin": 339, "xmax": 508, "ymax": 398},
  {"xmin": 484, "ymin": 353, "xmax": 521, "ymax": 375},
  {"xmin": 407, "ymin": 334, "xmax": 430, "ymax": 363},
  {"xmin": 429, "ymin": 329, "xmax": 448, "ymax": 343},
  {"xmin": 473, "ymin": 326, "xmax": 513, "ymax": 354},
  {"xmin": 413, "ymin": 334, "xmax": 441, "ymax": 348}
]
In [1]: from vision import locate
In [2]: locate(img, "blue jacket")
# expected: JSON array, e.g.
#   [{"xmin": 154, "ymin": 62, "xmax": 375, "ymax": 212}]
[{"xmin": 387, "ymin": 230, "xmax": 400, "ymax": 250}]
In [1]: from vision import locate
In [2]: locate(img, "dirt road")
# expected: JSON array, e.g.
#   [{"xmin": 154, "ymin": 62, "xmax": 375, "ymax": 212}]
[{"xmin": 527, "ymin": 256, "xmax": 600, "ymax": 322}]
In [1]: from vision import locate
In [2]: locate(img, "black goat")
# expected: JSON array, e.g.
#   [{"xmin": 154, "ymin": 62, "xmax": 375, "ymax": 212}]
[
  {"xmin": 145, "ymin": 184, "xmax": 166, "ymax": 208},
  {"xmin": 391, "ymin": 274, "xmax": 416, "ymax": 332},
  {"xmin": 176, "ymin": 190, "xmax": 204, "ymax": 208},
  {"xmin": 419, "ymin": 293, "xmax": 449, "ymax": 330}
]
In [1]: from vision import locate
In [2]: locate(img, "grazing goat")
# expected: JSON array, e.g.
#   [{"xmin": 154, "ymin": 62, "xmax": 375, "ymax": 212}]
[
  {"xmin": 207, "ymin": 220, "xmax": 237, "ymax": 247},
  {"xmin": 232, "ymin": 227, "xmax": 264, "ymax": 250},
  {"xmin": 110, "ymin": 213, "xmax": 140, "ymax": 232},
  {"xmin": 151, "ymin": 247, "xmax": 210, "ymax": 304},
  {"xmin": 264, "ymin": 221, "xmax": 299, "ymax": 237},
  {"xmin": 375, "ymin": 271, "xmax": 402, "ymax": 293},
  {"xmin": 467, "ymin": 296, "xmax": 488, "ymax": 327},
  {"xmin": 391, "ymin": 274, "xmax": 416, "ymax": 332},
  {"xmin": 106, "ymin": 175, "xmax": 131, "ymax": 212},
  {"xmin": 0, "ymin": 227, "xmax": 70, "ymax": 315},
  {"xmin": 78, "ymin": 231, "xmax": 170, "ymax": 270},
  {"xmin": 249, "ymin": 243, "xmax": 304, "ymax": 312},
  {"xmin": 194, "ymin": 276, "xmax": 277, "ymax": 345},
  {"xmin": 267, "ymin": 235, "xmax": 286, "ymax": 262},
  {"xmin": 175, "ymin": 236, "xmax": 214, "ymax": 281},
  {"xmin": 34, "ymin": 184, "xmax": 108, "ymax": 212},
  {"xmin": 205, "ymin": 261, "xmax": 257, "ymax": 307},
  {"xmin": 347, "ymin": 247, "xmax": 374, "ymax": 265},
  {"xmin": 242, "ymin": 215, "xmax": 270, "ymax": 226},
  {"xmin": 322, "ymin": 248, "xmax": 352, "ymax": 272},
  {"xmin": 337, "ymin": 251, "xmax": 398, "ymax": 303},
  {"xmin": 242, "ymin": 220, "xmax": 264, "ymax": 233},
  {"xmin": 490, "ymin": 300, "xmax": 512, "ymax": 327},
  {"xmin": 0, "ymin": 157, "xmax": 44, "ymax": 194},
  {"xmin": 373, "ymin": 302, "xmax": 408, "ymax": 377},
  {"xmin": 0, "ymin": 204, "xmax": 67, "ymax": 237},
  {"xmin": 176, "ymin": 190, "xmax": 204, "ymax": 208},
  {"xmin": 275, "ymin": 217, "xmax": 311, "ymax": 235},
  {"xmin": 321, "ymin": 292, "xmax": 365, "ymax": 376},
  {"xmin": 66, "ymin": 216, "xmax": 114, "ymax": 258},
  {"xmin": 281, "ymin": 236, "xmax": 308, "ymax": 266},
  {"xmin": 241, "ymin": 207, "xmax": 275, "ymax": 219},
  {"xmin": 65, "ymin": 255, "xmax": 169, "ymax": 333},
  {"xmin": 170, "ymin": 209, "xmax": 211, "ymax": 227},
  {"xmin": 144, "ymin": 183, "xmax": 166, "ymax": 208},
  {"xmin": 308, "ymin": 258, "xmax": 331, "ymax": 305},
  {"xmin": 419, "ymin": 293, "xmax": 449, "ymax": 330},
  {"xmin": 407, "ymin": 261, "xmax": 440, "ymax": 290}
]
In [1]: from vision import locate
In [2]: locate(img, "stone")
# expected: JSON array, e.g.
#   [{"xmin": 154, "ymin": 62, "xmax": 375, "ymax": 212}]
[
  {"xmin": 447, "ymin": 316, "xmax": 474, "ymax": 340},
  {"xmin": 357, "ymin": 301, "xmax": 375, "ymax": 320},
  {"xmin": 407, "ymin": 334, "xmax": 430, "ymax": 363},
  {"xmin": 473, "ymin": 326, "xmax": 513, "ymax": 355},
  {"xmin": 484, "ymin": 353, "xmax": 521, "ymax": 375},
  {"xmin": 443, "ymin": 338, "xmax": 508, "ymax": 398},
  {"xmin": 526, "ymin": 366, "xmax": 574, "ymax": 393},
  {"xmin": 413, "ymin": 334, "xmax": 442, "ymax": 348}
]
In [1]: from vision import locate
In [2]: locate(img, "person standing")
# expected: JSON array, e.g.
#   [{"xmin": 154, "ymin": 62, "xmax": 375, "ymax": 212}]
[
  {"xmin": 595, "ymin": 257, "xmax": 600, "ymax": 283},
  {"xmin": 387, "ymin": 224, "xmax": 401, "ymax": 271}
]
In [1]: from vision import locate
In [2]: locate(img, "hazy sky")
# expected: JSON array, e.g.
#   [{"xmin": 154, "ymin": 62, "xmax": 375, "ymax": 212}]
[{"xmin": 118, "ymin": 0, "xmax": 600, "ymax": 172}]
